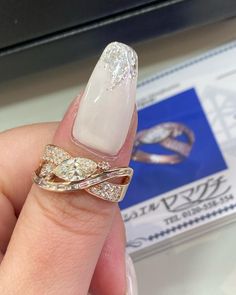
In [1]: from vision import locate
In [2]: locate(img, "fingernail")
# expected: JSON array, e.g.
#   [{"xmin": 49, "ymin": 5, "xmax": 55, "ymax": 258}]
[
  {"xmin": 126, "ymin": 252, "xmax": 138, "ymax": 295},
  {"xmin": 72, "ymin": 42, "xmax": 138, "ymax": 155}
]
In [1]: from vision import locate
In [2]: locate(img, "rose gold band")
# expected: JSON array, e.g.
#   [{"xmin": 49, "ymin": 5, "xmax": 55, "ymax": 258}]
[
  {"xmin": 33, "ymin": 145, "xmax": 133, "ymax": 202},
  {"xmin": 132, "ymin": 122, "xmax": 195, "ymax": 164}
]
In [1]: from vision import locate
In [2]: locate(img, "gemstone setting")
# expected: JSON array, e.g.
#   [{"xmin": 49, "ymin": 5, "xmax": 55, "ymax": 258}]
[
  {"xmin": 97, "ymin": 161, "xmax": 111, "ymax": 171},
  {"xmin": 39, "ymin": 163, "xmax": 54, "ymax": 179},
  {"xmin": 34, "ymin": 144, "xmax": 133, "ymax": 202},
  {"xmin": 43, "ymin": 145, "xmax": 71, "ymax": 165},
  {"xmin": 88, "ymin": 182, "xmax": 123, "ymax": 202},
  {"xmin": 53, "ymin": 158, "xmax": 98, "ymax": 181}
]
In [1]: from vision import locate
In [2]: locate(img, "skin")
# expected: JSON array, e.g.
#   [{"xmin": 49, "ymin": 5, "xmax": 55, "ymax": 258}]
[{"xmin": 0, "ymin": 98, "xmax": 137, "ymax": 295}]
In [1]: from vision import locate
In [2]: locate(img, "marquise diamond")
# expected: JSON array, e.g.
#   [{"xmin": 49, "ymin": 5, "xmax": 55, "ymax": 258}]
[{"xmin": 53, "ymin": 158, "xmax": 98, "ymax": 181}]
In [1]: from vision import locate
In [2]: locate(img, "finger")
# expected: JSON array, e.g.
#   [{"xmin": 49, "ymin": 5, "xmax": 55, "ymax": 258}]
[
  {"xmin": 0, "ymin": 42, "xmax": 138, "ymax": 295},
  {"xmin": 0, "ymin": 124, "xmax": 55, "ymax": 253},
  {"xmin": 0, "ymin": 192, "xmax": 16, "ymax": 253},
  {"xmin": 0, "ymin": 123, "xmax": 57, "ymax": 253},
  {"xmin": 90, "ymin": 210, "xmax": 126, "ymax": 295},
  {"xmin": 0, "ymin": 122, "xmax": 57, "ymax": 213},
  {"xmin": 0, "ymin": 122, "xmax": 128, "ymax": 294}
]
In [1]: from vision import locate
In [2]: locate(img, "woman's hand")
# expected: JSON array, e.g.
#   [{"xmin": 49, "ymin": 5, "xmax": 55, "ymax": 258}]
[{"xmin": 0, "ymin": 42, "xmax": 138, "ymax": 295}]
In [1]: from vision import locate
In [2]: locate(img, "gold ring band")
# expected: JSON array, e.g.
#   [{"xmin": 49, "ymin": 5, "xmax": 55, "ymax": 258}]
[
  {"xmin": 33, "ymin": 145, "xmax": 133, "ymax": 202},
  {"xmin": 132, "ymin": 122, "xmax": 195, "ymax": 164}
]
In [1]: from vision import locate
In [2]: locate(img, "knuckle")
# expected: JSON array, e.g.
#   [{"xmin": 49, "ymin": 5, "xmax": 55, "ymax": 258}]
[{"xmin": 32, "ymin": 187, "xmax": 114, "ymax": 237}]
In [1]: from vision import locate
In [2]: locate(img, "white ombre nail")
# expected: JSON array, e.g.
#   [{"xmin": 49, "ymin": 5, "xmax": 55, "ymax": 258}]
[
  {"xmin": 126, "ymin": 252, "xmax": 138, "ymax": 295},
  {"xmin": 72, "ymin": 42, "xmax": 138, "ymax": 155}
]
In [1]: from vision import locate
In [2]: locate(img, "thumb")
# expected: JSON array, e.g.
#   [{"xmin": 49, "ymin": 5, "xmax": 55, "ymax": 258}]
[{"xmin": 0, "ymin": 42, "xmax": 138, "ymax": 295}]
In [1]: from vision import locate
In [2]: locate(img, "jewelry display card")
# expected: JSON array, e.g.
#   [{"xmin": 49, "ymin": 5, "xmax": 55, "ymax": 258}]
[{"xmin": 121, "ymin": 41, "xmax": 236, "ymax": 259}]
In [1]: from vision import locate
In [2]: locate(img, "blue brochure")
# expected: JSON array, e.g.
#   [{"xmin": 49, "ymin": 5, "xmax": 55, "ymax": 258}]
[
  {"xmin": 122, "ymin": 42, "xmax": 236, "ymax": 257},
  {"xmin": 121, "ymin": 88, "xmax": 226, "ymax": 210}
]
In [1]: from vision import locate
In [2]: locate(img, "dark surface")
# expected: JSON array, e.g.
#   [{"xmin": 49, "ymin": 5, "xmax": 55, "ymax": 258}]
[
  {"xmin": 0, "ymin": 0, "xmax": 236, "ymax": 80},
  {"xmin": 0, "ymin": 0, "xmax": 160, "ymax": 49}
]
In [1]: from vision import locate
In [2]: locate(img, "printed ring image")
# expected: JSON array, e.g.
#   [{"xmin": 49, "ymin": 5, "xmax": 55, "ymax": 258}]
[{"xmin": 132, "ymin": 122, "xmax": 195, "ymax": 164}]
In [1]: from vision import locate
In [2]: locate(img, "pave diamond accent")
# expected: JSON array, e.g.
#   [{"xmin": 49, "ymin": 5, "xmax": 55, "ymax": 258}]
[
  {"xmin": 101, "ymin": 42, "xmax": 137, "ymax": 89},
  {"xmin": 53, "ymin": 158, "xmax": 98, "ymax": 181},
  {"xmin": 97, "ymin": 161, "xmax": 111, "ymax": 171},
  {"xmin": 43, "ymin": 145, "xmax": 71, "ymax": 165},
  {"xmin": 140, "ymin": 127, "xmax": 171, "ymax": 144},
  {"xmin": 34, "ymin": 144, "xmax": 133, "ymax": 202},
  {"xmin": 88, "ymin": 182, "xmax": 123, "ymax": 202},
  {"xmin": 39, "ymin": 163, "xmax": 54, "ymax": 179}
]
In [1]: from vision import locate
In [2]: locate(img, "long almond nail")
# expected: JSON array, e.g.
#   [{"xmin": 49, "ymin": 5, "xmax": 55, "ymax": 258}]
[
  {"xmin": 72, "ymin": 42, "xmax": 138, "ymax": 155},
  {"xmin": 126, "ymin": 252, "xmax": 138, "ymax": 295}
]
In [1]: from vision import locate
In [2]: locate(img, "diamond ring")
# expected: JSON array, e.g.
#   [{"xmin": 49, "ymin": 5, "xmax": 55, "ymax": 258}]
[
  {"xmin": 132, "ymin": 122, "xmax": 195, "ymax": 164},
  {"xmin": 33, "ymin": 145, "xmax": 133, "ymax": 202}
]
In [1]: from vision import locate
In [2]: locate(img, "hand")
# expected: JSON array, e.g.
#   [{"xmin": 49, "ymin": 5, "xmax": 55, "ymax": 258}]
[{"xmin": 0, "ymin": 42, "xmax": 138, "ymax": 295}]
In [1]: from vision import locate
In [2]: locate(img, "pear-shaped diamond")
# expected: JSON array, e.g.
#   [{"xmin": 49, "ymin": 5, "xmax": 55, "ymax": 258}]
[{"xmin": 54, "ymin": 158, "xmax": 97, "ymax": 181}]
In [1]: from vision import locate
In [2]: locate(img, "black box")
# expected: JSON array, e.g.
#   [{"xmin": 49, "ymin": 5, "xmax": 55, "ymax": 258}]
[{"xmin": 1, "ymin": 0, "xmax": 236, "ymax": 80}]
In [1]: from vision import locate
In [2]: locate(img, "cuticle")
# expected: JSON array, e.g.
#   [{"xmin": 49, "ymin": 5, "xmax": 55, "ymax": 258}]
[{"xmin": 70, "ymin": 131, "xmax": 119, "ymax": 160}]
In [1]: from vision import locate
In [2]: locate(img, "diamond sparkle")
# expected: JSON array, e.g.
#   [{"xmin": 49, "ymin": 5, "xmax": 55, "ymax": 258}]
[
  {"xmin": 53, "ymin": 157, "xmax": 98, "ymax": 181},
  {"xmin": 98, "ymin": 161, "xmax": 111, "ymax": 171},
  {"xmin": 43, "ymin": 145, "xmax": 71, "ymax": 165},
  {"xmin": 34, "ymin": 144, "xmax": 133, "ymax": 203},
  {"xmin": 39, "ymin": 163, "xmax": 54, "ymax": 179},
  {"xmin": 88, "ymin": 182, "xmax": 122, "ymax": 202}
]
